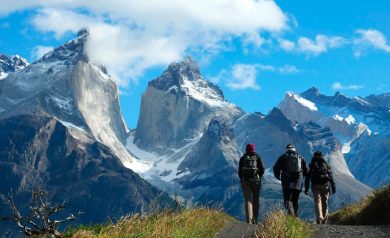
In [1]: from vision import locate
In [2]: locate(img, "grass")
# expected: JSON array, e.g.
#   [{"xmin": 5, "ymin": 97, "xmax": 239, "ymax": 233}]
[
  {"xmin": 256, "ymin": 210, "xmax": 312, "ymax": 238},
  {"xmin": 64, "ymin": 208, "xmax": 234, "ymax": 238},
  {"xmin": 329, "ymin": 184, "xmax": 390, "ymax": 225}
]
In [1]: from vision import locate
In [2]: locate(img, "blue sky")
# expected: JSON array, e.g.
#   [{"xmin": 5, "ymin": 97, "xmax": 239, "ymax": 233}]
[{"xmin": 1, "ymin": 0, "xmax": 389, "ymax": 128}]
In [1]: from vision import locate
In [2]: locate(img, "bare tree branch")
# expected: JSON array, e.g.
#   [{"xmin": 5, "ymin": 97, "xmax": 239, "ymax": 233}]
[{"xmin": 0, "ymin": 190, "xmax": 80, "ymax": 237}]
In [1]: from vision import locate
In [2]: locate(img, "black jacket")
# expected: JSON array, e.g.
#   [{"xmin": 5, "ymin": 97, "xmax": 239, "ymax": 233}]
[
  {"xmin": 273, "ymin": 151, "xmax": 308, "ymax": 191},
  {"xmin": 238, "ymin": 152, "xmax": 265, "ymax": 182},
  {"xmin": 305, "ymin": 156, "xmax": 336, "ymax": 193}
]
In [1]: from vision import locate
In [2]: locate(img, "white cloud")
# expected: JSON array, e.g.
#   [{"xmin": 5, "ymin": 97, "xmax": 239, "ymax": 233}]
[
  {"xmin": 278, "ymin": 65, "xmax": 299, "ymax": 74},
  {"xmin": 332, "ymin": 82, "xmax": 364, "ymax": 91},
  {"xmin": 227, "ymin": 64, "xmax": 260, "ymax": 90},
  {"xmin": 278, "ymin": 39, "xmax": 295, "ymax": 51},
  {"xmin": 31, "ymin": 45, "xmax": 54, "ymax": 59},
  {"xmin": 353, "ymin": 29, "xmax": 390, "ymax": 57},
  {"xmin": 296, "ymin": 35, "xmax": 346, "ymax": 55},
  {"xmin": 214, "ymin": 63, "xmax": 300, "ymax": 91},
  {"xmin": 1, "ymin": 0, "xmax": 288, "ymax": 86}
]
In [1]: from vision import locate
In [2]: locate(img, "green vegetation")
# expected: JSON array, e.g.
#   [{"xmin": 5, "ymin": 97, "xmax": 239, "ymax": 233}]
[
  {"xmin": 64, "ymin": 208, "xmax": 233, "ymax": 238},
  {"xmin": 329, "ymin": 184, "xmax": 390, "ymax": 225},
  {"xmin": 256, "ymin": 210, "xmax": 311, "ymax": 238}
]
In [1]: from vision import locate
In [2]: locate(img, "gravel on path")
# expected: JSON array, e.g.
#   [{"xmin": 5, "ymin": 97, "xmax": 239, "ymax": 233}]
[
  {"xmin": 311, "ymin": 224, "xmax": 390, "ymax": 238},
  {"xmin": 215, "ymin": 221, "xmax": 258, "ymax": 238}
]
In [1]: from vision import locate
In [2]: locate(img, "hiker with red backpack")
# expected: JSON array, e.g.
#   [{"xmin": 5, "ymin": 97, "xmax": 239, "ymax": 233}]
[
  {"xmin": 305, "ymin": 151, "xmax": 336, "ymax": 224},
  {"xmin": 238, "ymin": 143, "xmax": 265, "ymax": 224},
  {"xmin": 273, "ymin": 144, "xmax": 308, "ymax": 217}
]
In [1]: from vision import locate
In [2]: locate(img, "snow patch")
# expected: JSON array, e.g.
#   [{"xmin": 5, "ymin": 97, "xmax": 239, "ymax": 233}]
[
  {"xmin": 180, "ymin": 76, "xmax": 232, "ymax": 108},
  {"xmin": 0, "ymin": 72, "xmax": 8, "ymax": 80},
  {"xmin": 126, "ymin": 134, "xmax": 200, "ymax": 182},
  {"xmin": 345, "ymin": 115, "xmax": 356, "ymax": 125},
  {"xmin": 288, "ymin": 92, "xmax": 318, "ymax": 111}
]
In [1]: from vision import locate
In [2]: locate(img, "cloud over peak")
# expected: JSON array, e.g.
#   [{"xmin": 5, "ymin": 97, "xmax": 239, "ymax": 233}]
[{"xmin": 3, "ymin": 0, "xmax": 289, "ymax": 86}]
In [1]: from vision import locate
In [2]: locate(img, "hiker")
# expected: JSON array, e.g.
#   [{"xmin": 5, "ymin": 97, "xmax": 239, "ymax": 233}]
[
  {"xmin": 238, "ymin": 143, "xmax": 265, "ymax": 224},
  {"xmin": 273, "ymin": 144, "xmax": 308, "ymax": 217},
  {"xmin": 304, "ymin": 151, "xmax": 336, "ymax": 224}
]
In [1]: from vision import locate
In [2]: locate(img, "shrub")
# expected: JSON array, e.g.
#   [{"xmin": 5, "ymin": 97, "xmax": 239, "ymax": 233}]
[
  {"xmin": 68, "ymin": 208, "xmax": 233, "ymax": 238},
  {"xmin": 256, "ymin": 210, "xmax": 311, "ymax": 238},
  {"xmin": 330, "ymin": 184, "xmax": 390, "ymax": 225}
]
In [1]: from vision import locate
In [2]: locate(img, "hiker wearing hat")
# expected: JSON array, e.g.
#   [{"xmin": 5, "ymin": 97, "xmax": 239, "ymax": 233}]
[
  {"xmin": 304, "ymin": 151, "xmax": 336, "ymax": 224},
  {"xmin": 238, "ymin": 143, "xmax": 265, "ymax": 224},
  {"xmin": 273, "ymin": 144, "xmax": 308, "ymax": 217}
]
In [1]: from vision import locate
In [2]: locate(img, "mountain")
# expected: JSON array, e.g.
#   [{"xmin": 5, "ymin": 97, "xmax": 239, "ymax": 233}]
[
  {"xmin": 0, "ymin": 115, "xmax": 173, "ymax": 234},
  {"xmin": 279, "ymin": 88, "xmax": 390, "ymax": 188},
  {"xmin": 0, "ymin": 54, "xmax": 29, "ymax": 80},
  {"xmin": 129, "ymin": 60, "xmax": 371, "ymax": 220},
  {"xmin": 365, "ymin": 92, "xmax": 390, "ymax": 108},
  {"xmin": 0, "ymin": 31, "xmax": 173, "ymax": 233},
  {"xmin": 0, "ymin": 29, "xmax": 149, "ymax": 172},
  {"xmin": 134, "ymin": 57, "xmax": 243, "ymax": 152}
]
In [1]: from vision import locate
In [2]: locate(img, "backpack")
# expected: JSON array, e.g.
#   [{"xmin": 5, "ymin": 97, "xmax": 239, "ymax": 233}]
[
  {"xmin": 241, "ymin": 155, "xmax": 259, "ymax": 181},
  {"xmin": 311, "ymin": 159, "xmax": 330, "ymax": 185},
  {"xmin": 285, "ymin": 152, "xmax": 302, "ymax": 179}
]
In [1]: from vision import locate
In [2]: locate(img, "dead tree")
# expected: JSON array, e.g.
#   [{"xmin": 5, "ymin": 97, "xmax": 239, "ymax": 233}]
[{"xmin": 0, "ymin": 190, "xmax": 80, "ymax": 237}]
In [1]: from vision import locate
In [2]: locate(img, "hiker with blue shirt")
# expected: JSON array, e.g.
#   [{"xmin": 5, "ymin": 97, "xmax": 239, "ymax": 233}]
[
  {"xmin": 273, "ymin": 144, "xmax": 308, "ymax": 217},
  {"xmin": 238, "ymin": 143, "xmax": 265, "ymax": 224}
]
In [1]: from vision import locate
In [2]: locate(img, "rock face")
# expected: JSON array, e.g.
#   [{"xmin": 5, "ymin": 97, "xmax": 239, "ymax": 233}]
[
  {"xmin": 0, "ymin": 30, "xmax": 149, "ymax": 172},
  {"xmin": 134, "ymin": 57, "xmax": 243, "ymax": 152},
  {"xmin": 0, "ymin": 115, "xmax": 173, "ymax": 234}
]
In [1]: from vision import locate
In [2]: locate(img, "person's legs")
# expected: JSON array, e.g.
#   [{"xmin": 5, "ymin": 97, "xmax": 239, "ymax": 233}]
[
  {"xmin": 320, "ymin": 189, "xmax": 329, "ymax": 224},
  {"xmin": 313, "ymin": 185, "xmax": 323, "ymax": 224},
  {"xmin": 241, "ymin": 182, "xmax": 253, "ymax": 223},
  {"xmin": 251, "ymin": 182, "xmax": 260, "ymax": 224},
  {"xmin": 283, "ymin": 188, "xmax": 295, "ymax": 216},
  {"xmin": 291, "ymin": 189, "xmax": 300, "ymax": 217}
]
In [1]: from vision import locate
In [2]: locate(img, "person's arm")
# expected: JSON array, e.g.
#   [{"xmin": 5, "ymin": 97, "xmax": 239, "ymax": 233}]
[
  {"xmin": 304, "ymin": 163, "xmax": 311, "ymax": 194},
  {"xmin": 257, "ymin": 154, "xmax": 265, "ymax": 177},
  {"xmin": 328, "ymin": 165, "xmax": 336, "ymax": 194},
  {"xmin": 302, "ymin": 157, "xmax": 308, "ymax": 176},
  {"xmin": 273, "ymin": 155, "xmax": 284, "ymax": 180},
  {"xmin": 238, "ymin": 156, "xmax": 244, "ymax": 182}
]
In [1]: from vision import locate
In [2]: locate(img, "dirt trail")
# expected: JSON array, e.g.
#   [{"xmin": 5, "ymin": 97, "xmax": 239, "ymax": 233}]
[
  {"xmin": 216, "ymin": 221, "xmax": 390, "ymax": 238},
  {"xmin": 311, "ymin": 224, "xmax": 390, "ymax": 238},
  {"xmin": 215, "ymin": 221, "xmax": 257, "ymax": 238}
]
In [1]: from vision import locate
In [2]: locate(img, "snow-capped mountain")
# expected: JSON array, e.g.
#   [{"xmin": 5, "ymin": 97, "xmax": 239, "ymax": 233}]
[
  {"xmin": 0, "ymin": 54, "xmax": 29, "ymax": 79},
  {"xmin": 279, "ymin": 87, "xmax": 390, "ymax": 188},
  {"xmin": 0, "ymin": 29, "xmax": 149, "ymax": 172},
  {"xmin": 134, "ymin": 57, "xmax": 243, "ymax": 152}
]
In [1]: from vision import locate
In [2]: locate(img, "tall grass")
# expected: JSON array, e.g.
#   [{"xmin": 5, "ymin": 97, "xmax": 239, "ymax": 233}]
[
  {"xmin": 256, "ymin": 210, "xmax": 311, "ymax": 238},
  {"xmin": 67, "ymin": 208, "xmax": 233, "ymax": 238},
  {"xmin": 329, "ymin": 184, "xmax": 390, "ymax": 225}
]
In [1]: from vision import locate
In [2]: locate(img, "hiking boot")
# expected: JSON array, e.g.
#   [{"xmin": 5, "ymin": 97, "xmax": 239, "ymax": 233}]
[
  {"xmin": 321, "ymin": 219, "xmax": 327, "ymax": 224},
  {"xmin": 316, "ymin": 218, "xmax": 322, "ymax": 224},
  {"xmin": 252, "ymin": 218, "xmax": 258, "ymax": 224}
]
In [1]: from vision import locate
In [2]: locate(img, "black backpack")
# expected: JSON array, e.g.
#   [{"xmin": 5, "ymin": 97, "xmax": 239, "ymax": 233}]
[
  {"xmin": 285, "ymin": 152, "xmax": 302, "ymax": 179},
  {"xmin": 311, "ymin": 159, "xmax": 330, "ymax": 185},
  {"xmin": 241, "ymin": 155, "xmax": 259, "ymax": 181}
]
